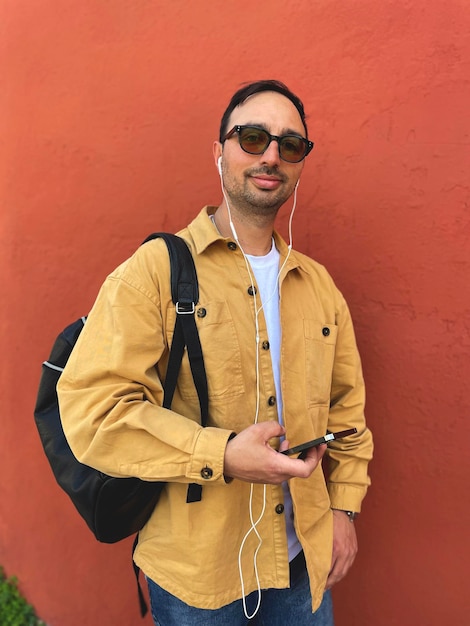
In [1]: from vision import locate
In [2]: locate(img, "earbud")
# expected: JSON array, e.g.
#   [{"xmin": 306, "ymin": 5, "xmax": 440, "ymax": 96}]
[{"xmin": 217, "ymin": 156, "xmax": 223, "ymax": 176}]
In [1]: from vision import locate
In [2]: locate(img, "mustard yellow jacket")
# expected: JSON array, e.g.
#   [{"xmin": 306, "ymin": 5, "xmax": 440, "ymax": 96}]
[{"xmin": 58, "ymin": 206, "xmax": 373, "ymax": 612}]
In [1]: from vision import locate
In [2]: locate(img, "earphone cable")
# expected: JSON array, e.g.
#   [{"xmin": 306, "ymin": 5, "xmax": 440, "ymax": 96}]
[{"xmin": 218, "ymin": 168, "xmax": 299, "ymax": 620}]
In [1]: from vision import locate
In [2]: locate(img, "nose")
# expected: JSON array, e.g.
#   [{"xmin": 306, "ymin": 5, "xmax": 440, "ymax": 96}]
[{"xmin": 260, "ymin": 138, "xmax": 281, "ymax": 166}]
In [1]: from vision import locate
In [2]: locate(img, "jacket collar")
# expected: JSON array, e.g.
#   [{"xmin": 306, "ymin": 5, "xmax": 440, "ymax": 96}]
[{"xmin": 187, "ymin": 206, "xmax": 304, "ymax": 275}]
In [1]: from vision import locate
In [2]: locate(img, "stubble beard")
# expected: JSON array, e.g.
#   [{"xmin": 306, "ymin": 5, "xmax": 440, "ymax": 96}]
[{"xmin": 222, "ymin": 168, "xmax": 295, "ymax": 222}]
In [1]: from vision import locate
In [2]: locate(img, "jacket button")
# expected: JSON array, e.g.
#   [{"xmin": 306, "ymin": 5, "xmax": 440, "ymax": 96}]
[
  {"xmin": 197, "ymin": 308, "xmax": 207, "ymax": 318},
  {"xmin": 275, "ymin": 504, "xmax": 285, "ymax": 514},
  {"xmin": 268, "ymin": 396, "xmax": 276, "ymax": 406},
  {"xmin": 200, "ymin": 467, "xmax": 213, "ymax": 479},
  {"xmin": 262, "ymin": 340, "xmax": 270, "ymax": 350},
  {"xmin": 247, "ymin": 285, "xmax": 257, "ymax": 296},
  {"xmin": 227, "ymin": 242, "xmax": 237, "ymax": 250},
  {"xmin": 322, "ymin": 327, "xmax": 330, "ymax": 336}
]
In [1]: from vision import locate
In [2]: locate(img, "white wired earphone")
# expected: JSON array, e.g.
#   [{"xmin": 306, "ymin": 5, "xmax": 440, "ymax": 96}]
[{"xmin": 217, "ymin": 156, "xmax": 300, "ymax": 619}]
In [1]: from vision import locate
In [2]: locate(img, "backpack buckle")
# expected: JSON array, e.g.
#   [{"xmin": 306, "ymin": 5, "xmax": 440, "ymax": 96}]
[{"xmin": 176, "ymin": 302, "xmax": 195, "ymax": 315}]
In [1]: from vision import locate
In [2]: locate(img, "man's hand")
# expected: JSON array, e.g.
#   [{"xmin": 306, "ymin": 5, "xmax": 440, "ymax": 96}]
[
  {"xmin": 325, "ymin": 509, "xmax": 358, "ymax": 589},
  {"xmin": 224, "ymin": 421, "xmax": 326, "ymax": 484}
]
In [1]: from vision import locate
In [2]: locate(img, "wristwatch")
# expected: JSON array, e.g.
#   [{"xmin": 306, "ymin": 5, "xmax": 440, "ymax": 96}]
[{"xmin": 332, "ymin": 509, "xmax": 359, "ymax": 522}]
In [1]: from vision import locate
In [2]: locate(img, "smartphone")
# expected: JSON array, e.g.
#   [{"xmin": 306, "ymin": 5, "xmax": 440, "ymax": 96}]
[{"xmin": 281, "ymin": 428, "xmax": 357, "ymax": 457}]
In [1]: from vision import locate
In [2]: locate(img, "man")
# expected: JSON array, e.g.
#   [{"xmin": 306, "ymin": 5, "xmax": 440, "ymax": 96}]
[{"xmin": 58, "ymin": 79, "xmax": 373, "ymax": 625}]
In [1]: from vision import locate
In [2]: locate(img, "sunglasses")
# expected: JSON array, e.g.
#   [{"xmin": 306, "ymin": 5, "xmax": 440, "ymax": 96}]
[{"xmin": 223, "ymin": 125, "xmax": 314, "ymax": 163}]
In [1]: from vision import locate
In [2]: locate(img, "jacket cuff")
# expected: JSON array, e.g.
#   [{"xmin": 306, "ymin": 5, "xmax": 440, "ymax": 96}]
[
  {"xmin": 328, "ymin": 483, "xmax": 368, "ymax": 513},
  {"xmin": 186, "ymin": 427, "xmax": 235, "ymax": 485}
]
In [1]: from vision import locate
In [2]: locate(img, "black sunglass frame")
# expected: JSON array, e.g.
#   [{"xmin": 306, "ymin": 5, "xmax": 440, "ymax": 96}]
[{"xmin": 223, "ymin": 125, "xmax": 314, "ymax": 163}]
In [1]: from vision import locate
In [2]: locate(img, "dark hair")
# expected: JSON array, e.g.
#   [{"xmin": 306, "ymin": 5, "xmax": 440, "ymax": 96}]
[{"xmin": 219, "ymin": 79, "xmax": 309, "ymax": 143}]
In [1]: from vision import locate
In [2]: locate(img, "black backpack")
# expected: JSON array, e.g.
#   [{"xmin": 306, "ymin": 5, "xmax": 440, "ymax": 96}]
[{"xmin": 34, "ymin": 233, "xmax": 208, "ymax": 614}]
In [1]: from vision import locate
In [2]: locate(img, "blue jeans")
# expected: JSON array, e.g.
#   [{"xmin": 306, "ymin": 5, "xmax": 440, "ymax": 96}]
[{"xmin": 147, "ymin": 552, "xmax": 334, "ymax": 626}]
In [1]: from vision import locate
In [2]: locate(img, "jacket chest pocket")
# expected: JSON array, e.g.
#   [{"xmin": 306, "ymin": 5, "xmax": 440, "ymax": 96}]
[
  {"xmin": 166, "ymin": 300, "xmax": 245, "ymax": 401},
  {"xmin": 303, "ymin": 319, "xmax": 338, "ymax": 407}
]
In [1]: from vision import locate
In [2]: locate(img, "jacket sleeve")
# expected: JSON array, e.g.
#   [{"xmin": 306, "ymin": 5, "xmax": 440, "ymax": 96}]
[
  {"xmin": 57, "ymin": 241, "xmax": 233, "ymax": 485},
  {"xmin": 326, "ymin": 293, "xmax": 374, "ymax": 512}
]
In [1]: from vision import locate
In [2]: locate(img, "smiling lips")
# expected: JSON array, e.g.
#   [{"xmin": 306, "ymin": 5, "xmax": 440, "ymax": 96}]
[{"xmin": 250, "ymin": 174, "xmax": 283, "ymax": 190}]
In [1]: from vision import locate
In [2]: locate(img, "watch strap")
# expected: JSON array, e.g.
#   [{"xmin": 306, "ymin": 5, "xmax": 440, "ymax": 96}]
[{"xmin": 332, "ymin": 509, "xmax": 358, "ymax": 522}]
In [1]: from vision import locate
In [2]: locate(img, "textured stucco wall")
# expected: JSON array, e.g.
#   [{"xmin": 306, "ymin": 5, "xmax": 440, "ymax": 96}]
[{"xmin": 2, "ymin": 1, "xmax": 469, "ymax": 625}]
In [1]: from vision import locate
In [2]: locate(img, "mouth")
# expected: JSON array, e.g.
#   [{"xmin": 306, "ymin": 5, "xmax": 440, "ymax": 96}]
[{"xmin": 248, "ymin": 172, "xmax": 284, "ymax": 191}]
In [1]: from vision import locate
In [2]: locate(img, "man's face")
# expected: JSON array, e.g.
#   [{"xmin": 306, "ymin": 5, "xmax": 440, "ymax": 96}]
[{"xmin": 215, "ymin": 91, "xmax": 307, "ymax": 218}]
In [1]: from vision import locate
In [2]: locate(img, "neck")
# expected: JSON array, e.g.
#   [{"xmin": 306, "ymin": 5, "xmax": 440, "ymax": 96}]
[{"xmin": 213, "ymin": 203, "xmax": 275, "ymax": 256}]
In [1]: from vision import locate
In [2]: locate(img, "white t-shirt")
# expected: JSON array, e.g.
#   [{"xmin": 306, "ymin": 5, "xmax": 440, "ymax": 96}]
[{"xmin": 247, "ymin": 242, "xmax": 302, "ymax": 562}]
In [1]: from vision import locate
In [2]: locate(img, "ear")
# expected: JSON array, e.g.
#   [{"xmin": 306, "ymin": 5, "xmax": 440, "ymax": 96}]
[{"xmin": 213, "ymin": 141, "xmax": 223, "ymax": 169}]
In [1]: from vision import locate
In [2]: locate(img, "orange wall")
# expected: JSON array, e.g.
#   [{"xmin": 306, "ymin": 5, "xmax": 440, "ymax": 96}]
[{"xmin": 2, "ymin": 2, "xmax": 469, "ymax": 624}]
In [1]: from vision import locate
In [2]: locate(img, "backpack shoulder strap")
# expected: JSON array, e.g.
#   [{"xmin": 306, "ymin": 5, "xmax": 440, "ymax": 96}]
[
  {"xmin": 142, "ymin": 232, "xmax": 208, "ymax": 425},
  {"xmin": 142, "ymin": 233, "xmax": 199, "ymax": 310},
  {"xmin": 142, "ymin": 233, "xmax": 208, "ymax": 503}
]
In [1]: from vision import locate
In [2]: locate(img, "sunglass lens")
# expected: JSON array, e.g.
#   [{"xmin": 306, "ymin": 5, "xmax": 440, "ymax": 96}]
[
  {"xmin": 279, "ymin": 137, "xmax": 306, "ymax": 162},
  {"xmin": 239, "ymin": 128, "xmax": 270, "ymax": 154}
]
